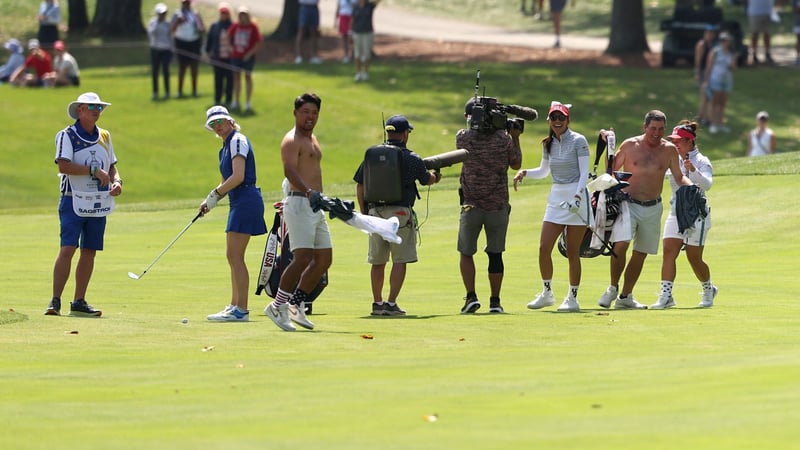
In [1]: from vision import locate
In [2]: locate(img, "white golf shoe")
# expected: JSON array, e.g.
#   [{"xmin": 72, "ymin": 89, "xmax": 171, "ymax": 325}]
[
  {"xmin": 597, "ymin": 286, "xmax": 618, "ymax": 309},
  {"xmin": 527, "ymin": 291, "xmax": 555, "ymax": 309},
  {"xmin": 614, "ymin": 294, "xmax": 648, "ymax": 310},
  {"xmin": 698, "ymin": 286, "xmax": 718, "ymax": 308},
  {"xmin": 556, "ymin": 297, "xmax": 580, "ymax": 312},
  {"xmin": 650, "ymin": 295, "xmax": 676, "ymax": 310},
  {"xmin": 265, "ymin": 303, "xmax": 296, "ymax": 331},
  {"xmin": 207, "ymin": 305, "xmax": 249, "ymax": 321},
  {"xmin": 288, "ymin": 302, "xmax": 315, "ymax": 330}
]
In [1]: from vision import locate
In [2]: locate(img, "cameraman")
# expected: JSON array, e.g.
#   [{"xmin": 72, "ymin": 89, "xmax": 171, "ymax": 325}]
[
  {"xmin": 457, "ymin": 98, "xmax": 523, "ymax": 314},
  {"xmin": 353, "ymin": 115, "xmax": 440, "ymax": 316}
]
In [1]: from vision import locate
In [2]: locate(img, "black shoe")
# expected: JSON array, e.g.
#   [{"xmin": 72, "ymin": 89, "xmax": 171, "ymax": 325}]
[
  {"xmin": 371, "ymin": 302, "xmax": 387, "ymax": 316},
  {"xmin": 489, "ymin": 296, "xmax": 504, "ymax": 313},
  {"xmin": 384, "ymin": 302, "xmax": 406, "ymax": 316},
  {"xmin": 305, "ymin": 302, "xmax": 313, "ymax": 315},
  {"xmin": 45, "ymin": 297, "xmax": 61, "ymax": 316},
  {"xmin": 765, "ymin": 53, "xmax": 775, "ymax": 64},
  {"xmin": 461, "ymin": 294, "xmax": 481, "ymax": 314},
  {"xmin": 69, "ymin": 299, "xmax": 102, "ymax": 317}
]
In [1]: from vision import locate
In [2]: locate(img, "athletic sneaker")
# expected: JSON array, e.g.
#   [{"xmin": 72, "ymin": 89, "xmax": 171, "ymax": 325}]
[
  {"xmin": 698, "ymin": 285, "xmax": 718, "ymax": 308},
  {"xmin": 69, "ymin": 299, "xmax": 102, "ymax": 317},
  {"xmin": 288, "ymin": 302, "xmax": 315, "ymax": 329},
  {"xmin": 309, "ymin": 56, "xmax": 322, "ymax": 64},
  {"xmin": 614, "ymin": 295, "xmax": 647, "ymax": 310},
  {"xmin": 44, "ymin": 297, "xmax": 61, "ymax": 316},
  {"xmin": 294, "ymin": 56, "xmax": 303, "ymax": 64},
  {"xmin": 371, "ymin": 302, "xmax": 387, "ymax": 316},
  {"xmin": 207, "ymin": 305, "xmax": 249, "ymax": 322},
  {"xmin": 384, "ymin": 303, "xmax": 406, "ymax": 316},
  {"xmin": 650, "ymin": 294, "xmax": 676, "ymax": 310},
  {"xmin": 597, "ymin": 286, "xmax": 619, "ymax": 309},
  {"xmin": 557, "ymin": 297, "xmax": 580, "ymax": 312},
  {"xmin": 461, "ymin": 294, "xmax": 480, "ymax": 314},
  {"xmin": 265, "ymin": 302, "xmax": 296, "ymax": 331},
  {"xmin": 527, "ymin": 291, "xmax": 555, "ymax": 309},
  {"xmin": 489, "ymin": 297, "xmax": 504, "ymax": 313}
]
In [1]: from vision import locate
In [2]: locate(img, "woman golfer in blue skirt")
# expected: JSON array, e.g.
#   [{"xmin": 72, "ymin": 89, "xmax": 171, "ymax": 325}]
[{"xmin": 201, "ymin": 105, "xmax": 267, "ymax": 321}]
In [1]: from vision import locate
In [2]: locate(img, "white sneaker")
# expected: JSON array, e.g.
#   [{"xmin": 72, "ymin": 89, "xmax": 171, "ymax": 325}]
[
  {"xmin": 309, "ymin": 56, "xmax": 322, "ymax": 64},
  {"xmin": 614, "ymin": 295, "xmax": 647, "ymax": 310},
  {"xmin": 265, "ymin": 303, "xmax": 296, "ymax": 331},
  {"xmin": 597, "ymin": 286, "xmax": 618, "ymax": 308},
  {"xmin": 288, "ymin": 302, "xmax": 315, "ymax": 330},
  {"xmin": 650, "ymin": 294, "xmax": 676, "ymax": 310},
  {"xmin": 698, "ymin": 285, "xmax": 718, "ymax": 308},
  {"xmin": 229, "ymin": 101, "xmax": 239, "ymax": 111},
  {"xmin": 557, "ymin": 297, "xmax": 580, "ymax": 312},
  {"xmin": 207, "ymin": 305, "xmax": 249, "ymax": 321},
  {"xmin": 361, "ymin": 71, "xmax": 369, "ymax": 81},
  {"xmin": 342, "ymin": 56, "xmax": 351, "ymax": 63},
  {"xmin": 354, "ymin": 72, "xmax": 362, "ymax": 82},
  {"xmin": 527, "ymin": 291, "xmax": 555, "ymax": 309},
  {"xmin": 709, "ymin": 124, "xmax": 719, "ymax": 134},
  {"xmin": 294, "ymin": 56, "xmax": 303, "ymax": 64}
]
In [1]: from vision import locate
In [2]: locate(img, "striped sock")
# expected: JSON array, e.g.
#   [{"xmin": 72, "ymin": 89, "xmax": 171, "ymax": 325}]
[{"xmin": 274, "ymin": 288, "xmax": 291, "ymax": 306}]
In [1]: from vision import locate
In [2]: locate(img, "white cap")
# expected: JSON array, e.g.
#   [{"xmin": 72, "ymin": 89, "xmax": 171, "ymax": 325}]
[
  {"xmin": 205, "ymin": 105, "xmax": 236, "ymax": 131},
  {"xmin": 154, "ymin": 3, "xmax": 168, "ymax": 14},
  {"xmin": 756, "ymin": 110, "xmax": 769, "ymax": 120},
  {"xmin": 28, "ymin": 38, "xmax": 40, "ymax": 50},
  {"xmin": 67, "ymin": 92, "xmax": 112, "ymax": 120}
]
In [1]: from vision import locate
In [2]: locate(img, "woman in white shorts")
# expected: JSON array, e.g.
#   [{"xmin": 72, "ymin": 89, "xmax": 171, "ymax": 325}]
[
  {"xmin": 513, "ymin": 101, "xmax": 591, "ymax": 312},
  {"xmin": 652, "ymin": 121, "xmax": 717, "ymax": 309}
]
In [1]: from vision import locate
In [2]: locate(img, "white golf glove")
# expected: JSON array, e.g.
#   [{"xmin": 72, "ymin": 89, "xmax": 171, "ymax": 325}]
[
  {"xmin": 559, "ymin": 199, "xmax": 581, "ymax": 214},
  {"xmin": 205, "ymin": 189, "xmax": 223, "ymax": 210}
]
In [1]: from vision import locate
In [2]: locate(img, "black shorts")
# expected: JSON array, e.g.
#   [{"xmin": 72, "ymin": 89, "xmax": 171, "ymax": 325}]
[{"xmin": 174, "ymin": 38, "xmax": 202, "ymax": 64}]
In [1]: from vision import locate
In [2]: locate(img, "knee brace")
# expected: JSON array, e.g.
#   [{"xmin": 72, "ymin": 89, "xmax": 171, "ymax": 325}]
[{"xmin": 487, "ymin": 252, "xmax": 504, "ymax": 274}]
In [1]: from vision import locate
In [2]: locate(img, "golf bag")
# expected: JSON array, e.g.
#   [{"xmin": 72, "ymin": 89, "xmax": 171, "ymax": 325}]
[
  {"xmin": 557, "ymin": 132, "xmax": 625, "ymax": 259},
  {"xmin": 255, "ymin": 204, "xmax": 328, "ymax": 310}
]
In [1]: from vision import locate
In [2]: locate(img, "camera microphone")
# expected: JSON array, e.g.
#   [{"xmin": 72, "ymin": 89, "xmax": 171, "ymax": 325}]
[
  {"xmin": 423, "ymin": 149, "xmax": 470, "ymax": 170},
  {"xmin": 504, "ymin": 104, "xmax": 538, "ymax": 121}
]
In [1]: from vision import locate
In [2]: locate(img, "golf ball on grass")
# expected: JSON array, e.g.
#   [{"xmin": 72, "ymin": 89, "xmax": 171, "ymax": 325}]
[{"xmin": 181, "ymin": 318, "xmax": 188, "ymax": 324}]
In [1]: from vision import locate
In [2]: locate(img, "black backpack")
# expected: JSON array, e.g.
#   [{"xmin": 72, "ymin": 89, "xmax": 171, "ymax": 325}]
[{"xmin": 362, "ymin": 144, "xmax": 406, "ymax": 205}]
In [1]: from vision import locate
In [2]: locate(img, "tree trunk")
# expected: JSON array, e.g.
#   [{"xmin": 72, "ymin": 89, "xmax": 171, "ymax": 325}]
[
  {"xmin": 269, "ymin": 0, "xmax": 299, "ymax": 40},
  {"xmin": 90, "ymin": 0, "xmax": 145, "ymax": 37},
  {"xmin": 605, "ymin": 0, "xmax": 650, "ymax": 54},
  {"xmin": 68, "ymin": 0, "xmax": 90, "ymax": 32}
]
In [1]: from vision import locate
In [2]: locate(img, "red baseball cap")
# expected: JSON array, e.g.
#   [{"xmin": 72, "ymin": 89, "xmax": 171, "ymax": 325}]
[{"xmin": 548, "ymin": 101, "xmax": 570, "ymax": 117}]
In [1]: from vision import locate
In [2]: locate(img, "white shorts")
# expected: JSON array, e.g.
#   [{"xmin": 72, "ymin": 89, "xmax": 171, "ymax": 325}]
[
  {"xmin": 282, "ymin": 195, "xmax": 332, "ymax": 251},
  {"xmin": 543, "ymin": 183, "xmax": 592, "ymax": 227},
  {"xmin": 662, "ymin": 211, "xmax": 711, "ymax": 247}
]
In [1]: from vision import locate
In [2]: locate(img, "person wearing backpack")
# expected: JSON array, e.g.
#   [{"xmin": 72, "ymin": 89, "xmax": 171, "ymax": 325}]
[{"xmin": 353, "ymin": 115, "xmax": 440, "ymax": 316}]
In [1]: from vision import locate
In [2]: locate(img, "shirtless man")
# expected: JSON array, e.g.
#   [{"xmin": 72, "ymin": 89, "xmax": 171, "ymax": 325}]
[
  {"xmin": 265, "ymin": 93, "xmax": 331, "ymax": 331},
  {"xmin": 597, "ymin": 110, "xmax": 692, "ymax": 309}
]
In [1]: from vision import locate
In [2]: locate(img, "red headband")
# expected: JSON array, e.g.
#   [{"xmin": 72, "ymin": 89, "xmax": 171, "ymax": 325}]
[{"xmin": 668, "ymin": 126, "xmax": 694, "ymax": 141}]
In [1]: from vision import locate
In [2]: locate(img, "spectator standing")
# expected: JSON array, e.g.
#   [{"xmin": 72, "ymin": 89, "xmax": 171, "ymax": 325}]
[
  {"xmin": 0, "ymin": 39, "xmax": 25, "ymax": 83},
  {"xmin": 265, "ymin": 93, "xmax": 330, "ymax": 332},
  {"xmin": 228, "ymin": 6, "xmax": 262, "ymax": 113},
  {"xmin": 171, "ymin": 0, "xmax": 205, "ymax": 98},
  {"xmin": 351, "ymin": 0, "xmax": 380, "ymax": 82},
  {"xmin": 704, "ymin": 31, "xmax": 736, "ymax": 134},
  {"xmin": 595, "ymin": 111, "xmax": 692, "ymax": 310},
  {"xmin": 37, "ymin": 0, "xmax": 61, "ymax": 49},
  {"xmin": 746, "ymin": 111, "xmax": 776, "ymax": 156},
  {"xmin": 202, "ymin": 106, "xmax": 267, "ymax": 322},
  {"xmin": 748, "ymin": 0, "xmax": 775, "ymax": 64},
  {"xmin": 513, "ymin": 101, "xmax": 592, "ymax": 313},
  {"xmin": 652, "ymin": 121, "xmax": 717, "ymax": 309},
  {"xmin": 295, "ymin": 0, "xmax": 322, "ymax": 64},
  {"xmin": 335, "ymin": 0, "xmax": 356, "ymax": 63},
  {"xmin": 550, "ymin": 0, "xmax": 576, "ymax": 48},
  {"xmin": 43, "ymin": 40, "xmax": 80, "ymax": 87},
  {"xmin": 148, "ymin": 2, "xmax": 173, "ymax": 100},
  {"xmin": 793, "ymin": 0, "xmax": 800, "ymax": 64},
  {"xmin": 694, "ymin": 25, "xmax": 718, "ymax": 126},
  {"xmin": 352, "ymin": 115, "xmax": 440, "ymax": 316},
  {"xmin": 10, "ymin": 39, "xmax": 53, "ymax": 87},
  {"xmin": 456, "ymin": 98, "xmax": 523, "ymax": 314},
  {"xmin": 45, "ymin": 92, "xmax": 123, "ymax": 317},
  {"xmin": 206, "ymin": 2, "xmax": 234, "ymax": 107}
]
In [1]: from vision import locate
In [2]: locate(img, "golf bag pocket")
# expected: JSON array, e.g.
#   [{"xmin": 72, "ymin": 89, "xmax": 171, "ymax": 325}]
[{"xmin": 71, "ymin": 190, "xmax": 115, "ymax": 217}]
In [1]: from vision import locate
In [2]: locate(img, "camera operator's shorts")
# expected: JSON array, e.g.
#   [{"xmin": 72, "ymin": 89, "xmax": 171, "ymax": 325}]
[
  {"xmin": 662, "ymin": 211, "xmax": 711, "ymax": 247},
  {"xmin": 611, "ymin": 200, "xmax": 663, "ymax": 255},
  {"xmin": 458, "ymin": 205, "xmax": 510, "ymax": 256},
  {"xmin": 282, "ymin": 195, "xmax": 332, "ymax": 251},
  {"xmin": 367, "ymin": 206, "xmax": 417, "ymax": 264}
]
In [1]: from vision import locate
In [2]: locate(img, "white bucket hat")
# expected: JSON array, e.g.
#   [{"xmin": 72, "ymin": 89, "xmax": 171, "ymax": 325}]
[
  {"xmin": 68, "ymin": 92, "xmax": 112, "ymax": 120},
  {"xmin": 205, "ymin": 105, "xmax": 236, "ymax": 131}
]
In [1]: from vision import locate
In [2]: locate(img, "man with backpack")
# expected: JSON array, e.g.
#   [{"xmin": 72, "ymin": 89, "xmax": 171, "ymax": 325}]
[{"xmin": 353, "ymin": 115, "xmax": 440, "ymax": 316}]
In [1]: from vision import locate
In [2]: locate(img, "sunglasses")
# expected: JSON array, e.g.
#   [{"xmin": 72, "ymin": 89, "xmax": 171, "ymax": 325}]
[
  {"xmin": 549, "ymin": 113, "xmax": 568, "ymax": 121},
  {"xmin": 208, "ymin": 119, "xmax": 227, "ymax": 127},
  {"xmin": 86, "ymin": 104, "xmax": 105, "ymax": 111}
]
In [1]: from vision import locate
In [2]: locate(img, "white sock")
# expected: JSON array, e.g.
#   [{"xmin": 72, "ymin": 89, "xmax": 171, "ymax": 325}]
[{"xmin": 661, "ymin": 281, "xmax": 673, "ymax": 297}]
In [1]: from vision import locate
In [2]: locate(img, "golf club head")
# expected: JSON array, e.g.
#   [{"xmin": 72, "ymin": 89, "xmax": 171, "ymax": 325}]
[
  {"xmin": 614, "ymin": 171, "xmax": 632, "ymax": 181},
  {"xmin": 127, "ymin": 272, "xmax": 141, "ymax": 280}
]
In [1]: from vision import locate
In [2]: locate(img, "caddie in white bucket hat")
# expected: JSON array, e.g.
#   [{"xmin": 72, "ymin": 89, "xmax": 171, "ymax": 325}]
[
  {"xmin": 67, "ymin": 92, "xmax": 111, "ymax": 120},
  {"xmin": 205, "ymin": 105, "xmax": 240, "ymax": 132}
]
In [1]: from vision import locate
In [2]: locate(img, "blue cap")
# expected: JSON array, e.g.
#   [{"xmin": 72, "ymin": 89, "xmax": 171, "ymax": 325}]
[
  {"xmin": 705, "ymin": 24, "xmax": 719, "ymax": 31},
  {"xmin": 385, "ymin": 115, "xmax": 413, "ymax": 133}
]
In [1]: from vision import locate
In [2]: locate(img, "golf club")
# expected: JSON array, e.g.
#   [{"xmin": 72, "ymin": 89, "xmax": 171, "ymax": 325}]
[{"xmin": 128, "ymin": 211, "xmax": 202, "ymax": 280}]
